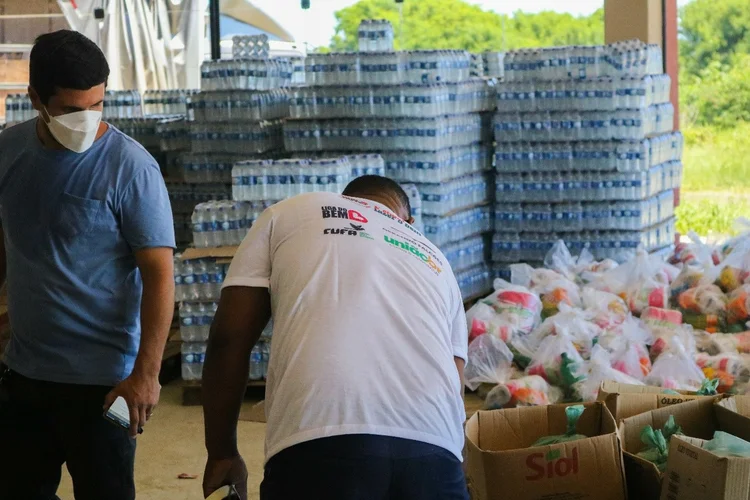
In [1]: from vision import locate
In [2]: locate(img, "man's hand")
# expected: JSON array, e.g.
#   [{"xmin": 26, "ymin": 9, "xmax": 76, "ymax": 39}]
[
  {"xmin": 104, "ymin": 370, "xmax": 161, "ymax": 437},
  {"xmin": 203, "ymin": 455, "xmax": 248, "ymax": 500}
]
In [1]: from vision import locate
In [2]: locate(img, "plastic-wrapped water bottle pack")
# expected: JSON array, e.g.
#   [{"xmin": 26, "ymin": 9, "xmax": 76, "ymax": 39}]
[
  {"xmin": 422, "ymin": 205, "xmax": 493, "ymax": 248},
  {"xmin": 400, "ymin": 183, "xmax": 424, "ymax": 233},
  {"xmin": 494, "ymin": 161, "xmax": 682, "ymax": 203},
  {"xmin": 494, "ymin": 133, "xmax": 683, "ymax": 173},
  {"xmin": 442, "ymin": 235, "xmax": 488, "ymax": 274},
  {"xmin": 494, "ymin": 190, "xmax": 675, "ymax": 233},
  {"xmin": 481, "ymin": 52, "xmax": 505, "ymax": 79},
  {"xmin": 142, "ymin": 89, "xmax": 198, "ymax": 117},
  {"xmin": 102, "ymin": 90, "xmax": 143, "ymax": 119},
  {"xmin": 189, "ymin": 89, "xmax": 289, "ymax": 122},
  {"xmin": 3, "ymin": 94, "xmax": 35, "ymax": 125},
  {"xmin": 166, "ymin": 182, "xmax": 233, "ymax": 216},
  {"xmin": 189, "ymin": 120, "xmax": 284, "ymax": 155},
  {"xmin": 200, "ymin": 58, "xmax": 294, "ymax": 91},
  {"xmin": 174, "ymin": 258, "xmax": 229, "ymax": 302},
  {"xmin": 180, "ymin": 154, "xmax": 249, "ymax": 184},
  {"xmin": 493, "ymin": 104, "xmax": 675, "ymax": 142},
  {"xmin": 358, "ymin": 19, "xmax": 395, "ymax": 52},
  {"xmin": 495, "ymin": 74, "xmax": 671, "ymax": 113},
  {"xmin": 304, "ymin": 50, "xmax": 472, "ymax": 86},
  {"xmin": 231, "ymin": 158, "xmax": 352, "ymax": 202},
  {"xmin": 383, "ymin": 143, "xmax": 492, "ymax": 183},
  {"xmin": 456, "ymin": 263, "xmax": 493, "ymax": 300},
  {"xmin": 191, "ymin": 200, "xmax": 275, "ymax": 248},
  {"xmin": 156, "ymin": 117, "xmax": 192, "ymax": 152},
  {"xmin": 109, "ymin": 117, "xmax": 171, "ymax": 149},
  {"xmin": 491, "ymin": 217, "xmax": 676, "ymax": 264},
  {"xmin": 283, "ymin": 114, "xmax": 483, "ymax": 152},
  {"xmin": 503, "ymin": 40, "xmax": 663, "ymax": 82},
  {"xmin": 232, "ymin": 34, "xmax": 270, "ymax": 59},
  {"xmin": 288, "ymin": 79, "xmax": 495, "ymax": 119},
  {"xmin": 418, "ymin": 172, "xmax": 490, "ymax": 216}
]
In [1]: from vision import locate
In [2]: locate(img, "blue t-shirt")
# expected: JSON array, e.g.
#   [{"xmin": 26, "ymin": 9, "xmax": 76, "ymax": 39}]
[{"xmin": 0, "ymin": 120, "xmax": 175, "ymax": 386}]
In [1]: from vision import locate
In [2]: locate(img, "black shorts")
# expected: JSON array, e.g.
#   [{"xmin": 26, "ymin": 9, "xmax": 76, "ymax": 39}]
[{"xmin": 261, "ymin": 434, "xmax": 469, "ymax": 500}]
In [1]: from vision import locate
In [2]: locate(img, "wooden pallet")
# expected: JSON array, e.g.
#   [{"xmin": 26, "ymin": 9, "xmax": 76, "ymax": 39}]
[{"xmin": 181, "ymin": 379, "xmax": 266, "ymax": 406}]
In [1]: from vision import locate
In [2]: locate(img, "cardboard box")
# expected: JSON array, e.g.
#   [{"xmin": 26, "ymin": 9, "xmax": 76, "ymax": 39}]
[
  {"xmin": 598, "ymin": 381, "xmax": 704, "ymax": 422},
  {"xmin": 660, "ymin": 435, "xmax": 750, "ymax": 500},
  {"xmin": 620, "ymin": 397, "xmax": 750, "ymax": 500},
  {"xmin": 179, "ymin": 246, "xmax": 238, "ymax": 261},
  {"xmin": 465, "ymin": 402, "xmax": 626, "ymax": 500},
  {"xmin": 716, "ymin": 396, "xmax": 750, "ymax": 418}
]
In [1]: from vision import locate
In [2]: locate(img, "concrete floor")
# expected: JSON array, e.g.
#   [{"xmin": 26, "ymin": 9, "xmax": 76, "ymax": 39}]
[
  {"xmin": 57, "ymin": 382, "xmax": 267, "ymax": 500},
  {"xmin": 56, "ymin": 383, "xmax": 485, "ymax": 499}
]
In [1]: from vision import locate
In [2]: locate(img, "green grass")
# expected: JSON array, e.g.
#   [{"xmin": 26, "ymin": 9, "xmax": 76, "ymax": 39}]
[
  {"xmin": 677, "ymin": 124, "xmax": 750, "ymax": 236},
  {"xmin": 682, "ymin": 123, "xmax": 750, "ymax": 192}
]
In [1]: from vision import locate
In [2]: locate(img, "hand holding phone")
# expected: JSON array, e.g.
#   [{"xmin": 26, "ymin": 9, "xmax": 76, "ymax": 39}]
[{"xmin": 103, "ymin": 396, "xmax": 143, "ymax": 434}]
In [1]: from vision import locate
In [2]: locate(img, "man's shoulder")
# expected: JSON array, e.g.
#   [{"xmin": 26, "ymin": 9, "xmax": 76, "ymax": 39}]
[
  {"xmin": 0, "ymin": 120, "xmax": 33, "ymax": 153},
  {"xmin": 101, "ymin": 125, "xmax": 161, "ymax": 176}
]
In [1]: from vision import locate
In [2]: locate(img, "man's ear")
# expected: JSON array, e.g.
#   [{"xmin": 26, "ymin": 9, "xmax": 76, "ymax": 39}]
[{"xmin": 28, "ymin": 86, "xmax": 45, "ymax": 115}]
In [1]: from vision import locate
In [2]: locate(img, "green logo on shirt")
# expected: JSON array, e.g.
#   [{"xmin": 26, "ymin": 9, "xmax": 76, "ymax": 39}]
[{"xmin": 383, "ymin": 235, "xmax": 442, "ymax": 274}]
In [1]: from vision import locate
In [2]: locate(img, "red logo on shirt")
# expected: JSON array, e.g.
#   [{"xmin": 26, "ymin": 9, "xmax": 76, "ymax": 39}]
[
  {"xmin": 347, "ymin": 210, "xmax": 368, "ymax": 223},
  {"xmin": 321, "ymin": 206, "xmax": 368, "ymax": 224}
]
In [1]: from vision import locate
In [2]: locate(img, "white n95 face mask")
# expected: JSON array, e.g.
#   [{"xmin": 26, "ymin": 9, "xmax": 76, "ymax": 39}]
[{"xmin": 43, "ymin": 107, "xmax": 102, "ymax": 153}]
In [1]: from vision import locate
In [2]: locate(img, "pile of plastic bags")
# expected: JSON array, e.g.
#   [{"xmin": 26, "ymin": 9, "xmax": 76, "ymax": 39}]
[{"xmin": 466, "ymin": 226, "xmax": 750, "ymax": 409}]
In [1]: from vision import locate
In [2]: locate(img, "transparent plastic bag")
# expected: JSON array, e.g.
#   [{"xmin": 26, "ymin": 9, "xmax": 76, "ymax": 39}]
[
  {"xmin": 531, "ymin": 405, "xmax": 588, "ymax": 447},
  {"xmin": 484, "ymin": 375, "xmax": 563, "ymax": 410},
  {"xmin": 465, "ymin": 334, "xmax": 514, "ymax": 391},
  {"xmin": 704, "ymin": 431, "xmax": 750, "ymax": 458},
  {"xmin": 646, "ymin": 337, "xmax": 705, "ymax": 391},
  {"xmin": 526, "ymin": 303, "xmax": 601, "ymax": 357},
  {"xmin": 727, "ymin": 285, "xmax": 750, "ymax": 325},
  {"xmin": 600, "ymin": 317, "xmax": 653, "ymax": 380},
  {"xmin": 635, "ymin": 415, "xmax": 682, "ymax": 472},
  {"xmin": 526, "ymin": 328, "xmax": 585, "ymax": 389},
  {"xmin": 595, "ymin": 250, "xmax": 675, "ymax": 314},
  {"xmin": 695, "ymin": 352, "xmax": 750, "ymax": 393},
  {"xmin": 677, "ymin": 285, "xmax": 728, "ymax": 317},
  {"xmin": 581, "ymin": 287, "xmax": 629, "ymax": 329},
  {"xmin": 704, "ymin": 238, "xmax": 750, "ymax": 293},
  {"xmin": 573, "ymin": 345, "xmax": 644, "ymax": 402},
  {"xmin": 649, "ymin": 323, "xmax": 696, "ymax": 360},
  {"xmin": 511, "ymin": 263, "xmax": 581, "ymax": 316}
]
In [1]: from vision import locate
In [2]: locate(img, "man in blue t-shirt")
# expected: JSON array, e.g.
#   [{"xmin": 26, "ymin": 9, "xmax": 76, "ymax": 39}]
[{"xmin": 0, "ymin": 30, "xmax": 175, "ymax": 499}]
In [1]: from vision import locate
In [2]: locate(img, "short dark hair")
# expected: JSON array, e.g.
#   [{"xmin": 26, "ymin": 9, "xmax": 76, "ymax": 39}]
[
  {"xmin": 343, "ymin": 175, "xmax": 411, "ymax": 217},
  {"xmin": 30, "ymin": 30, "xmax": 110, "ymax": 105}
]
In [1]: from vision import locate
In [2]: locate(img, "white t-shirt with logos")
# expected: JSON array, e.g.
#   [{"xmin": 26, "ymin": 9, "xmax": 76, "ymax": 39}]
[{"xmin": 223, "ymin": 192, "xmax": 468, "ymax": 462}]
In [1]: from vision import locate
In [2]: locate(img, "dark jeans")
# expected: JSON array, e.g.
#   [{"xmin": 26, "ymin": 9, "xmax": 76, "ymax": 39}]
[
  {"xmin": 260, "ymin": 434, "xmax": 469, "ymax": 500},
  {"xmin": 0, "ymin": 368, "xmax": 136, "ymax": 500}
]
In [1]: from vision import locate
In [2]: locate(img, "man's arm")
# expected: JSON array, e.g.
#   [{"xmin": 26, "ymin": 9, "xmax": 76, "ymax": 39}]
[
  {"xmin": 455, "ymin": 357, "xmax": 465, "ymax": 399},
  {"xmin": 0, "ymin": 226, "xmax": 6, "ymax": 287},
  {"xmin": 105, "ymin": 247, "xmax": 175, "ymax": 437},
  {"xmin": 203, "ymin": 286, "xmax": 271, "ymax": 499}
]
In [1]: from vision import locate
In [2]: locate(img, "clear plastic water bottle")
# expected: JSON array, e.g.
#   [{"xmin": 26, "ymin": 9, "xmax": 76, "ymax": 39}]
[
  {"xmin": 183, "ymin": 260, "xmax": 200, "ymax": 301},
  {"xmin": 249, "ymin": 345, "xmax": 263, "ymax": 380},
  {"xmin": 179, "ymin": 302, "xmax": 195, "ymax": 342}
]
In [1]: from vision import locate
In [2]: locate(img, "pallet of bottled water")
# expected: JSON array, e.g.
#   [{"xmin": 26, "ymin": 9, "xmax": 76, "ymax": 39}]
[
  {"xmin": 192, "ymin": 200, "xmax": 276, "ymax": 248},
  {"xmin": 358, "ymin": 19, "xmax": 394, "ymax": 52},
  {"xmin": 443, "ymin": 235, "xmax": 488, "ymax": 274},
  {"xmin": 108, "ymin": 117, "xmax": 170, "ymax": 149},
  {"xmin": 143, "ymin": 89, "xmax": 197, "ymax": 117},
  {"xmin": 400, "ymin": 183, "xmax": 424, "ymax": 232},
  {"xmin": 232, "ymin": 34, "xmax": 271, "ymax": 59},
  {"xmin": 189, "ymin": 89, "xmax": 289, "ymax": 122},
  {"xmin": 495, "ymin": 161, "xmax": 682, "ymax": 203},
  {"xmin": 283, "ymin": 114, "xmax": 483, "ymax": 153},
  {"xmin": 494, "ymin": 132, "xmax": 683, "ymax": 173},
  {"xmin": 492, "ymin": 217, "xmax": 676, "ymax": 264},
  {"xmin": 480, "ymin": 52, "xmax": 505, "ymax": 79},
  {"xmin": 155, "ymin": 117, "xmax": 191, "ymax": 152},
  {"xmin": 456, "ymin": 263, "xmax": 492, "ymax": 300},
  {"xmin": 189, "ymin": 120, "xmax": 284, "ymax": 155},
  {"xmin": 200, "ymin": 59, "xmax": 296, "ymax": 91},
  {"xmin": 179, "ymin": 301, "xmax": 219, "ymax": 342},
  {"xmin": 494, "ymin": 105, "xmax": 674, "ymax": 142},
  {"xmin": 174, "ymin": 257, "xmax": 229, "ymax": 302},
  {"xmin": 504, "ymin": 40, "xmax": 663, "ymax": 81},
  {"xmin": 288, "ymin": 79, "xmax": 494, "ymax": 119},
  {"xmin": 418, "ymin": 172, "xmax": 490, "ymax": 216},
  {"xmin": 495, "ymin": 190, "xmax": 675, "ymax": 233},
  {"xmin": 231, "ymin": 157, "xmax": 354, "ymax": 202},
  {"xmin": 423, "ymin": 205, "xmax": 493, "ymax": 248},
  {"xmin": 304, "ymin": 50, "xmax": 472, "ymax": 86},
  {"xmin": 182, "ymin": 336, "xmax": 272, "ymax": 382},
  {"xmin": 167, "ymin": 182, "xmax": 233, "ymax": 215}
]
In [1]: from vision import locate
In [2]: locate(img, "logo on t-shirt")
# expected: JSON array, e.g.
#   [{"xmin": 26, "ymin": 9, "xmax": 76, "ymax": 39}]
[
  {"xmin": 323, "ymin": 223, "xmax": 374, "ymax": 240},
  {"xmin": 384, "ymin": 235, "xmax": 442, "ymax": 274},
  {"xmin": 321, "ymin": 206, "xmax": 368, "ymax": 223}
]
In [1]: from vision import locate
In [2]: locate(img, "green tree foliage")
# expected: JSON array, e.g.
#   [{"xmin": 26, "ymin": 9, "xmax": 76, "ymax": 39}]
[
  {"xmin": 329, "ymin": 0, "xmax": 603, "ymax": 52},
  {"xmin": 680, "ymin": 0, "xmax": 750, "ymax": 79}
]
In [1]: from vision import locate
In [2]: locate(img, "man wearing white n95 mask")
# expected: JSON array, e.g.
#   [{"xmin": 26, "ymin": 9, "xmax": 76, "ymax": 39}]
[
  {"xmin": 0, "ymin": 30, "xmax": 175, "ymax": 499},
  {"xmin": 202, "ymin": 176, "xmax": 469, "ymax": 500}
]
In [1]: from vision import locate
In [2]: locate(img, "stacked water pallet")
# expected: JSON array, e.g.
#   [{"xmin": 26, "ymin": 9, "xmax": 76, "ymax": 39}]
[
  {"xmin": 284, "ymin": 49, "xmax": 497, "ymax": 299},
  {"xmin": 492, "ymin": 40, "xmax": 682, "ymax": 278}
]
